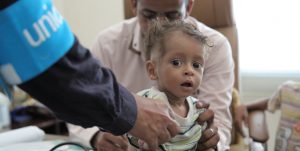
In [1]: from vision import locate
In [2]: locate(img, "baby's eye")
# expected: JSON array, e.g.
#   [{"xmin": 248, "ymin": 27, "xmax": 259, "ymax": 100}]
[
  {"xmin": 171, "ymin": 59, "xmax": 182, "ymax": 67},
  {"xmin": 193, "ymin": 62, "xmax": 203, "ymax": 69}
]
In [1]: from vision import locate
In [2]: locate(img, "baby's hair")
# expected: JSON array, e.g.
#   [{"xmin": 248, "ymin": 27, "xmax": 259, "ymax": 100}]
[{"xmin": 144, "ymin": 20, "xmax": 213, "ymax": 61}]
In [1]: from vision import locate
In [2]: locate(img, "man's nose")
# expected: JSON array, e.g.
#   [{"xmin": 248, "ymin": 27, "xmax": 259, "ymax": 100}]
[{"xmin": 156, "ymin": 14, "xmax": 168, "ymax": 21}]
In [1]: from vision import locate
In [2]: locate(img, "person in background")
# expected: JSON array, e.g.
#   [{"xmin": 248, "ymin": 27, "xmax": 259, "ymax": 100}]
[
  {"xmin": 235, "ymin": 81, "xmax": 300, "ymax": 151},
  {"xmin": 0, "ymin": 0, "xmax": 180, "ymax": 150},
  {"xmin": 68, "ymin": 0, "xmax": 234, "ymax": 150}
]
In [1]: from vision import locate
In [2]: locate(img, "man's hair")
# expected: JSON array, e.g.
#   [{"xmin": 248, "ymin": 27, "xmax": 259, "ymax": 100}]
[
  {"xmin": 144, "ymin": 20, "xmax": 212, "ymax": 61},
  {"xmin": 135, "ymin": 0, "xmax": 189, "ymax": 6}
]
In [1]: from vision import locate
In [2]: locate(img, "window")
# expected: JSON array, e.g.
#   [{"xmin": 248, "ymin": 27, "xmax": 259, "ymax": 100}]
[{"xmin": 234, "ymin": 0, "xmax": 300, "ymax": 73}]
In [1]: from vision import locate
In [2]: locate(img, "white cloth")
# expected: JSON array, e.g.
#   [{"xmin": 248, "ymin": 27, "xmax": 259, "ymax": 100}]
[
  {"xmin": 127, "ymin": 87, "xmax": 206, "ymax": 151},
  {"xmin": 68, "ymin": 17, "xmax": 234, "ymax": 150},
  {"xmin": 0, "ymin": 126, "xmax": 45, "ymax": 147},
  {"xmin": 66, "ymin": 124, "xmax": 99, "ymax": 148}
]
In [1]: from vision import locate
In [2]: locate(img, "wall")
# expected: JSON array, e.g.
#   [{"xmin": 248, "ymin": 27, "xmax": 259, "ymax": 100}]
[{"xmin": 53, "ymin": 0, "xmax": 124, "ymax": 48}]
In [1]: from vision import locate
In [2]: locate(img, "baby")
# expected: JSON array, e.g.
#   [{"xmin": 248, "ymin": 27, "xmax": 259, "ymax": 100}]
[{"xmin": 127, "ymin": 20, "xmax": 212, "ymax": 151}]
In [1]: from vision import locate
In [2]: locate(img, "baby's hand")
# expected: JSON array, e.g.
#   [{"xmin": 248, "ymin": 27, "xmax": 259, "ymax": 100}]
[
  {"xmin": 196, "ymin": 107, "xmax": 207, "ymax": 131},
  {"xmin": 195, "ymin": 101, "xmax": 213, "ymax": 126}
]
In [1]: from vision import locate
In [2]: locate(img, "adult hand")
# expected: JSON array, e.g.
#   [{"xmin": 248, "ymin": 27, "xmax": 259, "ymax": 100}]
[
  {"xmin": 92, "ymin": 131, "xmax": 129, "ymax": 151},
  {"xmin": 195, "ymin": 102, "xmax": 220, "ymax": 150},
  {"xmin": 234, "ymin": 104, "xmax": 249, "ymax": 137},
  {"xmin": 129, "ymin": 94, "xmax": 180, "ymax": 150}
]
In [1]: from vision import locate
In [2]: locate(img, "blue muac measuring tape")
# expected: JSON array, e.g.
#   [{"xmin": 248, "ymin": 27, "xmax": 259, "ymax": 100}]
[{"xmin": 0, "ymin": 0, "xmax": 74, "ymax": 98}]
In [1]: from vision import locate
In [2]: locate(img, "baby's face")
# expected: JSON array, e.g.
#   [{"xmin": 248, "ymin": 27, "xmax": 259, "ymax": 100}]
[{"xmin": 156, "ymin": 32, "xmax": 205, "ymax": 99}]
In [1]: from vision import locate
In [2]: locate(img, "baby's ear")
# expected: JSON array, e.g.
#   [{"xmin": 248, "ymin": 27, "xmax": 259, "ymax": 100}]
[{"xmin": 146, "ymin": 60, "xmax": 158, "ymax": 80}]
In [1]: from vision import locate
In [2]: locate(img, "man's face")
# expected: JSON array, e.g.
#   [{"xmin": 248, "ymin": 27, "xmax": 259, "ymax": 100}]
[{"xmin": 135, "ymin": 0, "xmax": 188, "ymax": 35}]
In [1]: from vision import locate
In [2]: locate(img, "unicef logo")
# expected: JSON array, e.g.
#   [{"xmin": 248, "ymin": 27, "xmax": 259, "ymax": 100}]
[{"xmin": 23, "ymin": 4, "xmax": 64, "ymax": 47}]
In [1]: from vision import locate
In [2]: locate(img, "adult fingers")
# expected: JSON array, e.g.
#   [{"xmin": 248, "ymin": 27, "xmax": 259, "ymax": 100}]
[
  {"xmin": 144, "ymin": 138, "xmax": 158, "ymax": 151},
  {"xmin": 198, "ymin": 126, "xmax": 220, "ymax": 150},
  {"xmin": 97, "ymin": 140, "xmax": 124, "ymax": 151},
  {"xmin": 197, "ymin": 133, "xmax": 220, "ymax": 150},
  {"xmin": 95, "ymin": 133, "xmax": 129, "ymax": 151},
  {"xmin": 167, "ymin": 109, "xmax": 180, "ymax": 138},
  {"xmin": 106, "ymin": 135, "xmax": 129, "ymax": 150},
  {"xmin": 234, "ymin": 105, "xmax": 248, "ymax": 137},
  {"xmin": 200, "ymin": 126, "xmax": 218, "ymax": 142},
  {"xmin": 129, "ymin": 95, "xmax": 180, "ymax": 150}
]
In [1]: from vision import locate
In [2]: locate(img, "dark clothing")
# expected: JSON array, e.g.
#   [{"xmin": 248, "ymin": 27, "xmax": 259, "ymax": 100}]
[{"xmin": 19, "ymin": 38, "xmax": 137, "ymax": 135}]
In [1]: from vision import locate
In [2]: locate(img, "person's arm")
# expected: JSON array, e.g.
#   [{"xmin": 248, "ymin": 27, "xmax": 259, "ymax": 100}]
[
  {"xmin": 234, "ymin": 98, "xmax": 269, "ymax": 137},
  {"xmin": 62, "ymin": 29, "xmax": 115, "ymax": 147},
  {"xmin": 19, "ymin": 38, "xmax": 137, "ymax": 134},
  {"xmin": 63, "ymin": 26, "xmax": 118, "ymax": 148},
  {"xmin": 245, "ymin": 98, "xmax": 269, "ymax": 111}
]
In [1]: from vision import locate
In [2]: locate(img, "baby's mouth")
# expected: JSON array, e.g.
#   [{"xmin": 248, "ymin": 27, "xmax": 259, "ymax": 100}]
[{"xmin": 181, "ymin": 81, "xmax": 193, "ymax": 87}]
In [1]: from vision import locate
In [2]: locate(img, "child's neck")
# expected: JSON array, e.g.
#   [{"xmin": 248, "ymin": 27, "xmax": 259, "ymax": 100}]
[
  {"xmin": 165, "ymin": 93, "xmax": 186, "ymax": 106},
  {"xmin": 164, "ymin": 91, "xmax": 189, "ymax": 118}
]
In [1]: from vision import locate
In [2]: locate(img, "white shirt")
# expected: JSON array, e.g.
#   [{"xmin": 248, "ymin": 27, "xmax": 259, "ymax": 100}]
[
  {"xmin": 68, "ymin": 17, "xmax": 234, "ymax": 150},
  {"xmin": 128, "ymin": 87, "xmax": 206, "ymax": 151}
]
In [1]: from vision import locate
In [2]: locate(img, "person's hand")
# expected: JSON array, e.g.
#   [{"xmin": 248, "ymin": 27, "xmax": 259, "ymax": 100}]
[
  {"xmin": 197, "ymin": 125, "xmax": 219, "ymax": 151},
  {"xmin": 92, "ymin": 131, "xmax": 129, "ymax": 151},
  {"xmin": 195, "ymin": 102, "xmax": 220, "ymax": 150},
  {"xmin": 129, "ymin": 94, "xmax": 180, "ymax": 150},
  {"xmin": 234, "ymin": 104, "xmax": 249, "ymax": 137}
]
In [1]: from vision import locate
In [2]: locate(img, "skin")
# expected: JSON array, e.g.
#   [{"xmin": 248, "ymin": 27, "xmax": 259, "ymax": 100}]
[
  {"xmin": 131, "ymin": 0, "xmax": 192, "ymax": 35},
  {"xmin": 146, "ymin": 31, "xmax": 204, "ymax": 116},
  {"xmin": 93, "ymin": 132, "xmax": 129, "ymax": 151}
]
